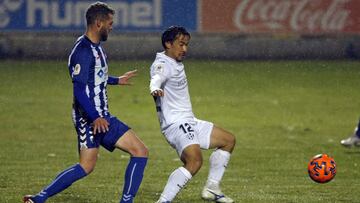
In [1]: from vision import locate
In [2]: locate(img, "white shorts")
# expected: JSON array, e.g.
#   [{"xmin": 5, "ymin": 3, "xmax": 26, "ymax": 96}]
[{"xmin": 163, "ymin": 118, "xmax": 214, "ymax": 156}]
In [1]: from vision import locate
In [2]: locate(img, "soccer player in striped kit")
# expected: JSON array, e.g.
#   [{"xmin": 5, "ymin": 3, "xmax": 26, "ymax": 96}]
[
  {"xmin": 150, "ymin": 26, "xmax": 236, "ymax": 203},
  {"xmin": 23, "ymin": 2, "xmax": 148, "ymax": 203}
]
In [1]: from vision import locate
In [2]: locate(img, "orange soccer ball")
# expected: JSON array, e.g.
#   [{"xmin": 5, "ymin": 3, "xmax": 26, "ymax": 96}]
[{"xmin": 307, "ymin": 154, "xmax": 336, "ymax": 183}]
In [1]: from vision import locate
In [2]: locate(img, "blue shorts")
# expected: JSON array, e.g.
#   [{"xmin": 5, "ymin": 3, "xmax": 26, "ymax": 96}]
[{"xmin": 74, "ymin": 115, "xmax": 130, "ymax": 152}]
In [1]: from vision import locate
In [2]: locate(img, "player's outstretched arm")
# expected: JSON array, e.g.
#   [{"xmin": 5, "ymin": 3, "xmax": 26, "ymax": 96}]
[
  {"xmin": 107, "ymin": 69, "xmax": 138, "ymax": 85},
  {"xmin": 119, "ymin": 69, "xmax": 138, "ymax": 85}
]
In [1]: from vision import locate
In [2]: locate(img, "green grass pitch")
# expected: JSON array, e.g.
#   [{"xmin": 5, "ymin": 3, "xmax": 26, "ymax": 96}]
[{"xmin": 1, "ymin": 60, "xmax": 360, "ymax": 202}]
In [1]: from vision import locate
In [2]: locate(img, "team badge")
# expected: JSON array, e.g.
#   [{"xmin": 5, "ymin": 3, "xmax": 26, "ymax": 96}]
[
  {"xmin": 186, "ymin": 133, "xmax": 194, "ymax": 140},
  {"xmin": 97, "ymin": 70, "xmax": 104, "ymax": 78},
  {"xmin": 73, "ymin": 64, "xmax": 81, "ymax": 75},
  {"xmin": 155, "ymin": 64, "xmax": 164, "ymax": 73}
]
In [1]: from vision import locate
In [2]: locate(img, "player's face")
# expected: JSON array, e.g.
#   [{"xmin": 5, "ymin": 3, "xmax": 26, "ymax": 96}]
[
  {"xmin": 99, "ymin": 14, "xmax": 114, "ymax": 42},
  {"xmin": 166, "ymin": 34, "xmax": 190, "ymax": 62}
]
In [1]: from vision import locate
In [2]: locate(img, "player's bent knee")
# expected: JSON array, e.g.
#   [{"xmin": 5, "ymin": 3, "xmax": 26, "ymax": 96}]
[
  {"xmin": 138, "ymin": 145, "xmax": 149, "ymax": 157},
  {"xmin": 129, "ymin": 145, "xmax": 149, "ymax": 157},
  {"xmin": 79, "ymin": 162, "xmax": 96, "ymax": 174},
  {"xmin": 222, "ymin": 132, "xmax": 236, "ymax": 152},
  {"xmin": 184, "ymin": 157, "xmax": 203, "ymax": 175},
  {"xmin": 185, "ymin": 161, "xmax": 202, "ymax": 175},
  {"xmin": 228, "ymin": 133, "xmax": 236, "ymax": 146},
  {"xmin": 193, "ymin": 158, "xmax": 203, "ymax": 169}
]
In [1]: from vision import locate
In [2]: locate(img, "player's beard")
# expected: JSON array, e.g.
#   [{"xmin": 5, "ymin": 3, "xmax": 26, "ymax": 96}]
[
  {"xmin": 176, "ymin": 53, "xmax": 186, "ymax": 62},
  {"xmin": 99, "ymin": 28, "xmax": 109, "ymax": 42}
]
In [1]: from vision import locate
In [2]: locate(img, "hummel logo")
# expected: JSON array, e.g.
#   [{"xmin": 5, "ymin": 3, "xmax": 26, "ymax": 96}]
[
  {"xmin": 79, "ymin": 128, "xmax": 86, "ymax": 134},
  {"xmin": 177, "ymin": 184, "xmax": 183, "ymax": 189},
  {"xmin": 38, "ymin": 190, "xmax": 47, "ymax": 196},
  {"xmin": 207, "ymin": 189, "xmax": 225, "ymax": 201},
  {"xmin": 122, "ymin": 194, "xmax": 132, "ymax": 201},
  {"xmin": 80, "ymin": 142, "xmax": 88, "ymax": 150},
  {"xmin": 79, "ymin": 134, "xmax": 86, "ymax": 141}
]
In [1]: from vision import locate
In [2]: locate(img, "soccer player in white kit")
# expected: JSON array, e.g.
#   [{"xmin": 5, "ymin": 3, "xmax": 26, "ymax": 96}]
[{"xmin": 150, "ymin": 26, "xmax": 236, "ymax": 203}]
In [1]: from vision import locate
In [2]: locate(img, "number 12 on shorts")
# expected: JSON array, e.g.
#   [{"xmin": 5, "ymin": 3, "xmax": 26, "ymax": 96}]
[{"xmin": 179, "ymin": 123, "xmax": 195, "ymax": 140}]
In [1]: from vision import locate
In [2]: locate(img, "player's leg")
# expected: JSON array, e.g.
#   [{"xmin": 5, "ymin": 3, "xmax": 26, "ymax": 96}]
[
  {"xmin": 157, "ymin": 144, "xmax": 202, "ymax": 202},
  {"xmin": 23, "ymin": 148, "xmax": 97, "ymax": 203},
  {"xmin": 209, "ymin": 125, "xmax": 236, "ymax": 152},
  {"xmin": 114, "ymin": 129, "xmax": 148, "ymax": 203},
  {"xmin": 341, "ymin": 119, "xmax": 360, "ymax": 147},
  {"xmin": 115, "ymin": 129, "xmax": 149, "ymax": 157},
  {"xmin": 99, "ymin": 117, "xmax": 148, "ymax": 203},
  {"xmin": 181, "ymin": 144, "xmax": 203, "ymax": 175},
  {"xmin": 202, "ymin": 125, "xmax": 235, "ymax": 203},
  {"xmin": 24, "ymin": 117, "xmax": 99, "ymax": 203}
]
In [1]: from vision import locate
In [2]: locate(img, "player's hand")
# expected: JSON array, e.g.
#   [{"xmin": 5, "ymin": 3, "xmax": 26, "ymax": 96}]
[
  {"xmin": 118, "ymin": 69, "xmax": 138, "ymax": 85},
  {"xmin": 151, "ymin": 89, "xmax": 164, "ymax": 97},
  {"xmin": 93, "ymin": 117, "xmax": 109, "ymax": 135}
]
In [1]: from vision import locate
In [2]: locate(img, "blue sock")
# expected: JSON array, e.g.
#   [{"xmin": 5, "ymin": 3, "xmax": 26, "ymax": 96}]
[
  {"xmin": 32, "ymin": 163, "xmax": 87, "ymax": 203},
  {"xmin": 120, "ymin": 157, "xmax": 148, "ymax": 203}
]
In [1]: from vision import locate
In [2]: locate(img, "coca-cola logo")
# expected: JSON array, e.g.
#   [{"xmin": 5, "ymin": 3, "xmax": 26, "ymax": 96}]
[{"xmin": 233, "ymin": 0, "xmax": 351, "ymax": 33}]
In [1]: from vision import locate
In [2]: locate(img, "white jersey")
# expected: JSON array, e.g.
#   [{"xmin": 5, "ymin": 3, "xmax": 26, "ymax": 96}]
[{"xmin": 150, "ymin": 52, "xmax": 194, "ymax": 131}]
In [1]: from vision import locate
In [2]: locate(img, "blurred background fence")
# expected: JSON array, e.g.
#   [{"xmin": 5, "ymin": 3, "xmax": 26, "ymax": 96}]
[{"xmin": 1, "ymin": 0, "xmax": 360, "ymax": 60}]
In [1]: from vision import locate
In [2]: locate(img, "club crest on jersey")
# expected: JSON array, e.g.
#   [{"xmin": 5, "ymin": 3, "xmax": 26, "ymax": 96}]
[
  {"xmin": 155, "ymin": 64, "xmax": 164, "ymax": 73},
  {"xmin": 73, "ymin": 64, "xmax": 81, "ymax": 75},
  {"xmin": 178, "ymin": 78, "xmax": 187, "ymax": 86},
  {"xmin": 97, "ymin": 70, "xmax": 104, "ymax": 78},
  {"xmin": 186, "ymin": 133, "xmax": 194, "ymax": 140}
]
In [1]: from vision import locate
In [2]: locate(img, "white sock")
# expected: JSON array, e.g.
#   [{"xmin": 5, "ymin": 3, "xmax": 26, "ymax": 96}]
[
  {"xmin": 159, "ymin": 167, "xmax": 192, "ymax": 202},
  {"xmin": 206, "ymin": 149, "xmax": 231, "ymax": 190}
]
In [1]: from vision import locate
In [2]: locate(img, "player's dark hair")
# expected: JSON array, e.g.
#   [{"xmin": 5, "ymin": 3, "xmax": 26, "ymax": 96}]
[
  {"xmin": 86, "ymin": 1, "xmax": 114, "ymax": 26},
  {"xmin": 161, "ymin": 26, "xmax": 191, "ymax": 49}
]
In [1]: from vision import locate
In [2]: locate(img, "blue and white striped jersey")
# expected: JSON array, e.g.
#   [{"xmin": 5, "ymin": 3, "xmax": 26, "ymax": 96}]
[{"xmin": 68, "ymin": 35, "xmax": 118, "ymax": 122}]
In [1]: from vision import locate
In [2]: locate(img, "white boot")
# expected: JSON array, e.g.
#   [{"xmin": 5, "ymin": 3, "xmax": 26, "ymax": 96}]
[{"xmin": 201, "ymin": 187, "xmax": 234, "ymax": 203}]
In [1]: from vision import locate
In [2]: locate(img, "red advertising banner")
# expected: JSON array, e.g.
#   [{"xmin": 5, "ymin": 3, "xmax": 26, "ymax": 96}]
[{"xmin": 201, "ymin": 0, "xmax": 360, "ymax": 34}]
